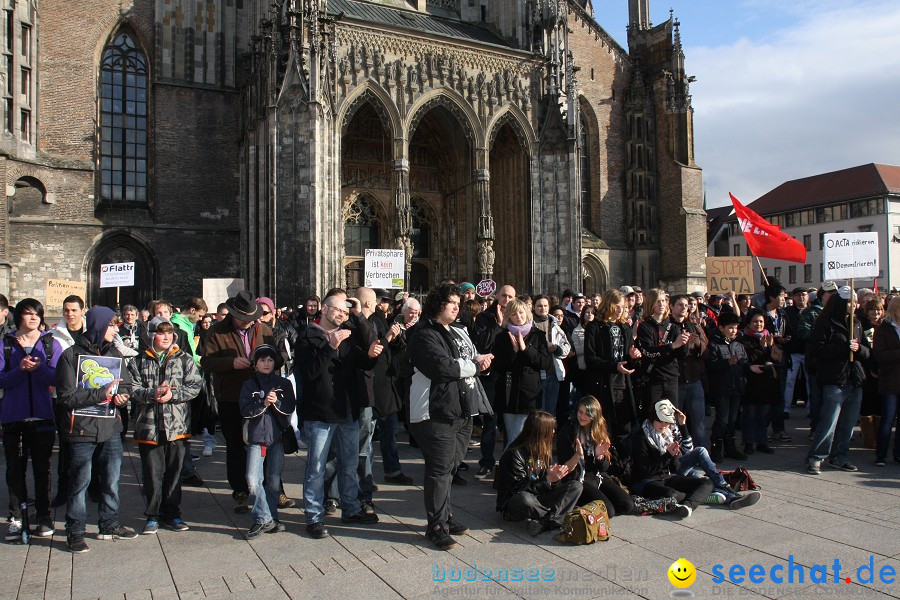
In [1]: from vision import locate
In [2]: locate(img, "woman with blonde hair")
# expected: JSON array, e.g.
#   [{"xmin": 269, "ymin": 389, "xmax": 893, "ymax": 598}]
[
  {"xmin": 635, "ymin": 289, "xmax": 690, "ymax": 416},
  {"xmin": 493, "ymin": 299, "xmax": 552, "ymax": 448},
  {"xmin": 584, "ymin": 290, "xmax": 642, "ymax": 435},
  {"xmin": 495, "ymin": 411, "xmax": 582, "ymax": 536},
  {"xmin": 557, "ymin": 396, "xmax": 634, "ymax": 517}
]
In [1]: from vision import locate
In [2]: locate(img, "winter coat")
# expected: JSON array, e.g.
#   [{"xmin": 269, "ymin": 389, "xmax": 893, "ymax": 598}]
[
  {"xmin": 407, "ymin": 319, "xmax": 482, "ymax": 423},
  {"xmin": 636, "ymin": 317, "xmax": 684, "ymax": 385},
  {"xmin": 629, "ymin": 421, "xmax": 693, "ymax": 485},
  {"xmin": 128, "ymin": 345, "xmax": 203, "ymax": 444},
  {"xmin": 492, "ymin": 326, "xmax": 552, "ymax": 415},
  {"xmin": 239, "ymin": 373, "xmax": 296, "ymax": 446},
  {"xmin": 199, "ymin": 318, "xmax": 275, "ymax": 404},
  {"xmin": 672, "ymin": 319, "xmax": 707, "ymax": 384},
  {"xmin": 370, "ymin": 313, "xmax": 401, "ymax": 419},
  {"xmin": 739, "ymin": 333, "xmax": 781, "ymax": 405},
  {"xmin": 295, "ymin": 321, "xmax": 376, "ymax": 423},
  {"xmin": 809, "ymin": 315, "xmax": 870, "ymax": 388},
  {"xmin": 705, "ymin": 328, "xmax": 749, "ymax": 397},
  {"xmin": 472, "ymin": 304, "xmax": 503, "ymax": 354},
  {"xmin": 583, "ymin": 320, "xmax": 637, "ymax": 412},
  {"xmin": 532, "ymin": 317, "xmax": 570, "ymax": 381},
  {"xmin": 873, "ymin": 320, "xmax": 900, "ymax": 394},
  {"xmin": 55, "ymin": 334, "xmax": 132, "ymax": 444},
  {"xmin": 0, "ymin": 331, "xmax": 62, "ymax": 425}
]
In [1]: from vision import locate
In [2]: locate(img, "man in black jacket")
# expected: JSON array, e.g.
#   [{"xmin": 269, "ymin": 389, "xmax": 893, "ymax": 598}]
[
  {"xmin": 55, "ymin": 307, "xmax": 137, "ymax": 552},
  {"xmin": 296, "ymin": 288, "xmax": 381, "ymax": 539}
]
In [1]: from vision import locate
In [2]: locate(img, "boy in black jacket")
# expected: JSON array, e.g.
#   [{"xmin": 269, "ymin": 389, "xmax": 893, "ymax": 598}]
[{"xmin": 705, "ymin": 311, "xmax": 749, "ymax": 461}]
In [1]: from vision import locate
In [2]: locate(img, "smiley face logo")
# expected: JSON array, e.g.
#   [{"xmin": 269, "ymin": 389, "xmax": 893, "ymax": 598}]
[{"xmin": 668, "ymin": 558, "xmax": 696, "ymax": 588}]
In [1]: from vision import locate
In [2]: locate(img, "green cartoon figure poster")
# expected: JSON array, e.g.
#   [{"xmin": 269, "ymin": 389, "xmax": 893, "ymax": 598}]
[{"xmin": 72, "ymin": 355, "xmax": 123, "ymax": 418}]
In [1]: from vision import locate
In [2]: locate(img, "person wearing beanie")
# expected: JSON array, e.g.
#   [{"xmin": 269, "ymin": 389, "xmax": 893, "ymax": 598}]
[
  {"xmin": 128, "ymin": 317, "xmax": 203, "ymax": 535},
  {"xmin": 240, "ymin": 344, "xmax": 296, "ymax": 538},
  {"xmin": 55, "ymin": 306, "xmax": 137, "ymax": 552}
]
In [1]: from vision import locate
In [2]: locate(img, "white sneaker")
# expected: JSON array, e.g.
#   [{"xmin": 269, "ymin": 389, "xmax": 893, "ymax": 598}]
[
  {"xmin": 5, "ymin": 518, "xmax": 22, "ymax": 541},
  {"xmin": 673, "ymin": 504, "xmax": 693, "ymax": 520}
]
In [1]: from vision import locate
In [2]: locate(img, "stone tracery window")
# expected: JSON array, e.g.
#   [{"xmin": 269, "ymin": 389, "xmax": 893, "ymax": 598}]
[
  {"xmin": 410, "ymin": 198, "xmax": 430, "ymax": 259},
  {"xmin": 99, "ymin": 32, "xmax": 148, "ymax": 203},
  {"xmin": 343, "ymin": 195, "xmax": 380, "ymax": 257}
]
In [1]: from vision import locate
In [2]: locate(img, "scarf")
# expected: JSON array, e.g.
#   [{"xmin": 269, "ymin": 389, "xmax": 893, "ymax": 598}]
[
  {"xmin": 742, "ymin": 328, "xmax": 769, "ymax": 340},
  {"xmin": 642, "ymin": 419, "xmax": 674, "ymax": 455},
  {"xmin": 533, "ymin": 314, "xmax": 551, "ymax": 335},
  {"xmin": 507, "ymin": 321, "xmax": 533, "ymax": 338}
]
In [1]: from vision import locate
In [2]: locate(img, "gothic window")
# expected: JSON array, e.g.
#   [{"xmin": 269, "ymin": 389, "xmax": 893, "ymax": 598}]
[
  {"xmin": 579, "ymin": 114, "xmax": 592, "ymax": 231},
  {"xmin": 410, "ymin": 199, "xmax": 430, "ymax": 259},
  {"xmin": 100, "ymin": 32, "xmax": 148, "ymax": 203},
  {"xmin": 343, "ymin": 195, "xmax": 380, "ymax": 257}
]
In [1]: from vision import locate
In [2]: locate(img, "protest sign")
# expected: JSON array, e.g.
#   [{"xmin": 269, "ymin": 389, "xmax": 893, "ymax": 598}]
[
  {"xmin": 203, "ymin": 278, "xmax": 245, "ymax": 310},
  {"xmin": 476, "ymin": 279, "xmax": 497, "ymax": 297},
  {"xmin": 99, "ymin": 262, "xmax": 135, "ymax": 288},
  {"xmin": 45, "ymin": 280, "xmax": 87, "ymax": 307},
  {"xmin": 706, "ymin": 257, "xmax": 754, "ymax": 294},
  {"xmin": 823, "ymin": 232, "xmax": 879, "ymax": 280},
  {"xmin": 364, "ymin": 249, "xmax": 405, "ymax": 289},
  {"xmin": 72, "ymin": 355, "xmax": 123, "ymax": 418}
]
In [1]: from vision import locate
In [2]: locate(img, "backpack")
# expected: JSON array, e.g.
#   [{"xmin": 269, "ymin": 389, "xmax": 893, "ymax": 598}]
[
  {"xmin": 3, "ymin": 334, "xmax": 54, "ymax": 371},
  {"xmin": 559, "ymin": 500, "xmax": 610, "ymax": 544},
  {"xmin": 722, "ymin": 466, "xmax": 760, "ymax": 492}
]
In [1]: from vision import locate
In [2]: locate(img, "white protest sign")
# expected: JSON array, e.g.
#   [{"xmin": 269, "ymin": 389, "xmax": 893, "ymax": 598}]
[
  {"xmin": 99, "ymin": 262, "xmax": 135, "ymax": 288},
  {"xmin": 203, "ymin": 278, "xmax": 245, "ymax": 310},
  {"xmin": 823, "ymin": 232, "xmax": 879, "ymax": 280},
  {"xmin": 364, "ymin": 249, "xmax": 405, "ymax": 289}
]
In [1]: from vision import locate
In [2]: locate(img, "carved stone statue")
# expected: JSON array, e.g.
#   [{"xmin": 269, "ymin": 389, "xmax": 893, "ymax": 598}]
[{"xmin": 477, "ymin": 239, "xmax": 495, "ymax": 276}]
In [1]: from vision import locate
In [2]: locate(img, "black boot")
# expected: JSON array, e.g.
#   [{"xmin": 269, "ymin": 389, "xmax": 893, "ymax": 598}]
[
  {"xmin": 711, "ymin": 440, "xmax": 724, "ymax": 462},
  {"xmin": 724, "ymin": 439, "xmax": 747, "ymax": 461}
]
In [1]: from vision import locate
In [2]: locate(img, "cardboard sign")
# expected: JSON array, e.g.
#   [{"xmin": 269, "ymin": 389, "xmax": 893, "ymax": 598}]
[
  {"xmin": 823, "ymin": 232, "xmax": 879, "ymax": 280},
  {"xmin": 202, "ymin": 278, "xmax": 245, "ymax": 311},
  {"xmin": 45, "ymin": 279, "xmax": 87, "ymax": 307},
  {"xmin": 364, "ymin": 249, "xmax": 405, "ymax": 289},
  {"xmin": 706, "ymin": 257, "xmax": 754, "ymax": 294},
  {"xmin": 99, "ymin": 262, "xmax": 135, "ymax": 288},
  {"xmin": 476, "ymin": 279, "xmax": 497, "ymax": 297}
]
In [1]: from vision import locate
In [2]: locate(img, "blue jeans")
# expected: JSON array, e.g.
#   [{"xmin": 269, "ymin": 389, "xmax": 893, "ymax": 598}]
[
  {"xmin": 65, "ymin": 436, "xmax": 123, "ymax": 535},
  {"xmin": 303, "ymin": 418, "xmax": 362, "ymax": 523},
  {"xmin": 358, "ymin": 407, "xmax": 375, "ymax": 502},
  {"xmin": 246, "ymin": 440, "xmax": 283, "ymax": 525},
  {"xmin": 678, "ymin": 380, "xmax": 708, "ymax": 449},
  {"xmin": 541, "ymin": 374, "xmax": 560, "ymax": 415},
  {"xmin": 378, "ymin": 412, "xmax": 402, "ymax": 476},
  {"xmin": 808, "ymin": 384, "xmax": 862, "ymax": 464},
  {"xmin": 876, "ymin": 394, "xmax": 900, "ymax": 461},
  {"xmin": 677, "ymin": 447, "xmax": 731, "ymax": 498}
]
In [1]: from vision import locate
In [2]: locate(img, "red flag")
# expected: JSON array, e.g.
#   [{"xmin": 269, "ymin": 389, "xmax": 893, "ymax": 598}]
[{"xmin": 730, "ymin": 193, "xmax": 807, "ymax": 263}]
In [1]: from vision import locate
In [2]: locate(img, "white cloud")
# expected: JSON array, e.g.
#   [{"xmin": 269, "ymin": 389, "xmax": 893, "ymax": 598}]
[{"xmin": 689, "ymin": 1, "xmax": 900, "ymax": 208}]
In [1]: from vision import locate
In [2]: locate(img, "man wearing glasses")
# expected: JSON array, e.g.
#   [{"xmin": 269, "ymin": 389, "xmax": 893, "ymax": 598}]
[{"xmin": 296, "ymin": 288, "xmax": 383, "ymax": 539}]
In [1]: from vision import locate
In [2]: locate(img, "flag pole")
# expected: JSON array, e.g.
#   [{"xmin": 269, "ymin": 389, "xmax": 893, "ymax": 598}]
[
  {"xmin": 849, "ymin": 278, "xmax": 855, "ymax": 363},
  {"xmin": 752, "ymin": 254, "xmax": 770, "ymax": 286}
]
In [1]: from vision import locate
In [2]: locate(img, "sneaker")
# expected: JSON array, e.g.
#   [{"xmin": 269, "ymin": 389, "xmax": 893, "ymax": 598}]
[
  {"xmin": 756, "ymin": 444, "xmax": 775, "ymax": 454},
  {"xmin": 34, "ymin": 516, "xmax": 54, "ymax": 538},
  {"xmin": 142, "ymin": 520, "xmax": 159, "ymax": 535},
  {"xmin": 201, "ymin": 443, "xmax": 214, "ymax": 457},
  {"xmin": 268, "ymin": 520, "xmax": 286, "ymax": 533},
  {"xmin": 324, "ymin": 499, "xmax": 338, "ymax": 515},
  {"xmin": 233, "ymin": 491, "xmax": 250, "ymax": 514},
  {"xmin": 729, "ymin": 491, "xmax": 761, "ymax": 510},
  {"xmin": 361, "ymin": 501, "xmax": 376, "ymax": 516},
  {"xmin": 457, "ymin": 462, "xmax": 469, "ymax": 471},
  {"xmin": 97, "ymin": 524, "xmax": 138, "ymax": 540},
  {"xmin": 806, "ymin": 460, "xmax": 821, "ymax": 475},
  {"xmin": 67, "ymin": 533, "xmax": 89, "ymax": 553},
  {"xmin": 474, "ymin": 466, "xmax": 492, "ymax": 480},
  {"xmin": 161, "ymin": 518, "xmax": 189, "ymax": 532},
  {"xmin": 874, "ymin": 459, "xmax": 886, "ymax": 467},
  {"xmin": 181, "ymin": 473, "xmax": 205, "ymax": 487},
  {"xmin": 447, "ymin": 516, "xmax": 469, "ymax": 536},
  {"xmin": 772, "ymin": 432, "xmax": 792, "ymax": 443},
  {"xmin": 828, "ymin": 460, "xmax": 858, "ymax": 472},
  {"xmin": 306, "ymin": 521, "xmax": 329, "ymax": 539},
  {"xmin": 451, "ymin": 473, "xmax": 467, "ymax": 486},
  {"xmin": 6, "ymin": 518, "xmax": 22, "ymax": 541},
  {"xmin": 719, "ymin": 482, "xmax": 739, "ymax": 496},
  {"xmin": 426, "ymin": 523, "xmax": 458, "ymax": 550},
  {"xmin": 468, "ymin": 439, "xmax": 481, "ymax": 448},
  {"xmin": 384, "ymin": 473, "xmax": 414, "ymax": 484},
  {"xmin": 704, "ymin": 492, "xmax": 727, "ymax": 505},
  {"xmin": 672, "ymin": 504, "xmax": 693, "ymax": 520},
  {"xmin": 341, "ymin": 510, "xmax": 379, "ymax": 525},
  {"xmin": 278, "ymin": 493, "xmax": 296, "ymax": 509},
  {"xmin": 247, "ymin": 521, "xmax": 275, "ymax": 540}
]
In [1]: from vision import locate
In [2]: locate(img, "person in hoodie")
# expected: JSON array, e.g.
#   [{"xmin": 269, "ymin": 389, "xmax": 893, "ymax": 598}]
[
  {"xmin": 0, "ymin": 298, "xmax": 63, "ymax": 540},
  {"xmin": 239, "ymin": 344, "xmax": 296, "ymax": 538},
  {"xmin": 55, "ymin": 306, "xmax": 136, "ymax": 553},
  {"xmin": 128, "ymin": 317, "xmax": 203, "ymax": 535}
]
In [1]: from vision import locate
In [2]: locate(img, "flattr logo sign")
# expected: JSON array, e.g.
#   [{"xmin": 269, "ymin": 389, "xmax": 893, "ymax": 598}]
[{"xmin": 100, "ymin": 262, "xmax": 136, "ymax": 288}]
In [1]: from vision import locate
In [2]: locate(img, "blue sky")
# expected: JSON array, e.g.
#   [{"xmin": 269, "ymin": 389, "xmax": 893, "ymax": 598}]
[{"xmin": 592, "ymin": 0, "xmax": 900, "ymax": 208}]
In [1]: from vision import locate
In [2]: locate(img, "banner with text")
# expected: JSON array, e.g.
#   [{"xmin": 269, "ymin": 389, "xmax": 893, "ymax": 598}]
[
  {"xmin": 706, "ymin": 256, "xmax": 754, "ymax": 294},
  {"xmin": 823, "ymin": 232, "xmax": 879, "ymax": 280},
  {"xmin": 45, "ymin": 279, "xmax": 87, "ymax": 307},
  {"xmin": 202, "ymin": 278, "xmax": 245, "ymax": 311},
  {"xmin": 365, "ymin": 249, "xmax": 405, "ymax": 289},
  {"xmin": 99, "ymin": 262, "xmax": 135, "ymax": 288}
]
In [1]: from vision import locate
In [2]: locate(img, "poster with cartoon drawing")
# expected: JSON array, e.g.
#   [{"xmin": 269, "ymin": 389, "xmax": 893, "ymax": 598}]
[{"xmin": 72, "ymin": 355, "xmax": 123, "ymax": 418}]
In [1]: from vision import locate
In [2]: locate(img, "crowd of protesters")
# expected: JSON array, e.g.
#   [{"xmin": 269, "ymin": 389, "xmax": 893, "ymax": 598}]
[{"xmin": 0, "ymin": 275, "xmax": 897, "ymax": 552}]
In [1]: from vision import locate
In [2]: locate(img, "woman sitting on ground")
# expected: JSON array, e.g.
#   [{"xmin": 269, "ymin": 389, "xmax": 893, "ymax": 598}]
[
  {"xmin": 557, "ymin": 396, "xmax": 634, "ymax": 518},
  {"xmin": 495, "ymin": 411, "xmax": 583, "ymax": 537}
]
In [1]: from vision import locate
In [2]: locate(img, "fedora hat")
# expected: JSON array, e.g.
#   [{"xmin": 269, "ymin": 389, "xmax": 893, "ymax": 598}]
[{"xmin": 226, "ymin": 290, "xmax": 264, "ymax": 321}]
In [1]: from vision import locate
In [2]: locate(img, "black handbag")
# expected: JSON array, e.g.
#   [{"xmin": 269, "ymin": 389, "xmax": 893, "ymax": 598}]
[{"xmin": 282, "ymin": 426, "xmax": 299, "ymax": 455}]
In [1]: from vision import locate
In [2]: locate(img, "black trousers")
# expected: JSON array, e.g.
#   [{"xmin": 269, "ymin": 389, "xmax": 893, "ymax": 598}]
[
  {"xmin": 577, "ymin": 474, "xmax": 635, "ymax": 518},
  {"xmin": 503, "ymin": 479, "xmax": 583, "ymax": 526},
  {"xmin": 640, "ymin": 380, "xmax": 679, "ymax": 418},
  {"xmin": 217, "ymin": 402, "xmax": 249, "ymax": 495},
  {"xmin": 640, "ymin": 475, "xmax": 713, "ymax": 510},
  {"xmin": 409, "ymin": 417, "xmax": 472, "ymax": 529},
  {"xmin": 138, "ymin": 441, "xmax": 185, "ymax": 519},
  {"xmin": 3, "ymin": 423, "xmax": 55, "ymax": 519}
]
